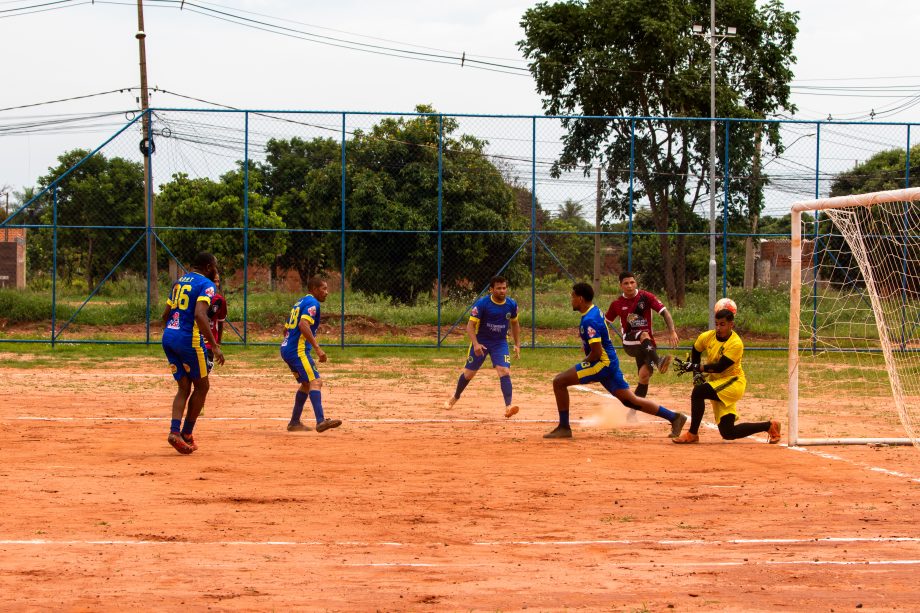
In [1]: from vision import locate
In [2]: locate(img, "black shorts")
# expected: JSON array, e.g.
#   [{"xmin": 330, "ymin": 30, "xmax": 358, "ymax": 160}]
[{"xmin": 623, "ymin": 343, "xmax": 653, "ymax": 371}]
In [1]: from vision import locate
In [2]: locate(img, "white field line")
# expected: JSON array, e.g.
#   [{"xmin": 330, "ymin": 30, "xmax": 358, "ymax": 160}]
[
  {"xmin": 2, "ymin": 536, "xmax": 918, "ymax": 547},
  {"xmin": 8, "ymin": 416, "xmax": 556, "ymax": 423},
  {"xmin": 573, "ymin": 385, "xmax": 920, "ymax": 483},
  {"xmin": 0, "ymin": 373, "xmax": 328, "ymax": 379},
  {"xmin": 2, "ymin": 539, "xmax": 919, "ymax": 567}
]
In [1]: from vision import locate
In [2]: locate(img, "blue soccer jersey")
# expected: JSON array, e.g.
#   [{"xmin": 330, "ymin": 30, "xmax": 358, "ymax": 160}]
[
  {"xmin": 469, "ymin": 295, "xmax": 518, "ymax": 343},
  {"xmin": 579, "ymin": 304, "xmax": 617, "ymax": 363},
  {"xmin": 281, "ymin": 294, "xmax": 321, "ymax": 354},
  {"xmin": 163, "ymin": 272, "xmax": 216, "ymax": 342},
  {"xmin": 162, "ymin": 272, "xmax": 216, "ymax": 381}
]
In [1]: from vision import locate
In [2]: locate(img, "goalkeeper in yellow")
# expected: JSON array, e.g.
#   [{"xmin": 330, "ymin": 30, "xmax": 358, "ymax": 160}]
[{"xmin": 672, "ymin": 307, "xmax": 781, "ymax": 444}]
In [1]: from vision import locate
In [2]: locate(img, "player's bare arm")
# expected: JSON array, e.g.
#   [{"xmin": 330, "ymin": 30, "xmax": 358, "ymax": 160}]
[
  {"xmin": 299, "ymin": 318, "xmax": 326, "ymax": 363},
  {"xmin": 511, "ymin": 318, "xmax": 521, "ymax": 359},
  {"xmin": 466, "ymin": 318, "xmax": 485, "ymax": 356},
  {"xmin": 661, "ymin": 308, "xmax": 679, "ymax": 348},
  {"xmin": 584, "ymin": 340, "xmax": 603, "ymax": 363},
  {"xmin": 160, "ymin": 304, "xmax": 172, "ymax": 326},
  {"xmin": 195, "ymin": 301, "xmax": 224, "ymax": 365}
]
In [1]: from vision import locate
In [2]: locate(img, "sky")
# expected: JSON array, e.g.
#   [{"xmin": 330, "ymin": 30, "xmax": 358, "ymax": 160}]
[{"xmin": 2, "ymin": 0, "xmax": 919, "ymax": 212}]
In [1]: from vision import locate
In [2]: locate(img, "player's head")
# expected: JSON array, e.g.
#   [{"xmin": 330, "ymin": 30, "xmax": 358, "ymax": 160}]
[
  {"xmin": 618, "ymin": 271, "xmax": 638, "ymax": 297},
  {"xmin": 489, "ymin": 275, "xmax": 508, "ymax": 300},
  {"xmin": 213, "ymin": 272, "xmax": 221, "ymax": 290},
  {"xmin": 307, "ymin": 275, "xmax": 330, "ymax": 302},
  {"xmin": 571, "ymin": 282, "xmax": 594, "ymax": 311},
  {"xmin": 191, "ymin": 252, "xmax": 218, "ymax": 281},
  {"xmin": 714, "ymin": 309, "xmax": 735, "ymax": 337}
]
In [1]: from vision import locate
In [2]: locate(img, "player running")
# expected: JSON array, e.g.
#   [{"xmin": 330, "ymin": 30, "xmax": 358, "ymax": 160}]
[
  {"xmin": 544, "ymin": 282, "xmax": 687, "ymax": 439},
  {"xmin": 605, "ymin": 272, "xmax": 679, "ymax": 421},
  {"xmin": 281, "ymin": 276, "xmax": 342, "ymax": 434},
  {"xmin": 672, "ymin": 307, "xmax": 781, "ymax": 444},
  {"xmin": 160, "ymin": 252, "xmax": 225, "ymax": 455},
  {"xmin": 444, "ymin": 275, "xmax": 522, "ymax": 418}
]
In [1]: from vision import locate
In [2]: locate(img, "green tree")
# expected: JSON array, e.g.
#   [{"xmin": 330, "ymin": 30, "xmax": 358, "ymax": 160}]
[
  {"xmin": 330, "ymin": 106, "xmax": 527, "ymax": 304},
  {"xmin": 830, "ymin": 143, "xmax": 920, "ymax": 196},
  {"xmin": 157, "ymin": 165, "xmax": 286, "ymax": 276},
  {"xmin": 519, "ymin": 0, "xmax": 798, "ymax": 305},
  {"xmin": 35, "ymin": 149, "xmax": 145, "ymax": 288},
  {"xmin": 258, "ymin": 136, "xmax": 342, "ymax": 289}
]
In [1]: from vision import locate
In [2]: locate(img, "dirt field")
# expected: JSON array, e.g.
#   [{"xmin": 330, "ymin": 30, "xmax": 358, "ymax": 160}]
[{"xmin": 1, "ymin": 352, "xmax": 919, "ymax": 611}]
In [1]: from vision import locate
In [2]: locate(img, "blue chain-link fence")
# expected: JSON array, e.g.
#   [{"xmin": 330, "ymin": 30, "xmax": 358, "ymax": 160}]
[{"xmin": 1, "ymin": 109, "xmax": 917, "ymax": 347}]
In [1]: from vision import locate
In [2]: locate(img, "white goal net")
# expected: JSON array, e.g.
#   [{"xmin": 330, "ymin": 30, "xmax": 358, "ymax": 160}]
[{"xmin": 789, "ymin": 187, "xmax": 920, "ymax": 447}]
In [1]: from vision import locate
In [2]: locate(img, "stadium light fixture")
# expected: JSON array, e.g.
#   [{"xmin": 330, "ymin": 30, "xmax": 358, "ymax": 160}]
[{"xmin": 692, "ymin": 2, "xmax": 736, "ymax": 329}]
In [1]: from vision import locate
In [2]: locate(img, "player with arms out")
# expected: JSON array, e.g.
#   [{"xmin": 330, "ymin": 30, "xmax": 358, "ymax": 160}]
[
  {"xmin": 444, "ymin": 275, "xmax": 522, "ymax": 418},
  {"xmin": 281, "ymin": 276, "xmax": 342, "ymax": 433},
  {"xmin": 672, "ymin": 303, "xmax": 781, "ymax": 444},
  {"xmin": 544, "ymin": 282, "xmax": 687, "ymax": 439},
  {"xmin": 161, "ymin": 252, "xmax": 225, "ymax": 455},
  {"xmin": 605, "ymin": 272, "xmax": 679, "ymax": 410}
]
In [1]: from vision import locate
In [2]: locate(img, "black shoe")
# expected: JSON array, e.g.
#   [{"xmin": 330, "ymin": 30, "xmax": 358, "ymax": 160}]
[
  {"xmin": 669, "ymin": 412, "xmax": 688, "ymax": 438},
  {"xmin": 543, "ymin": 425, "xmax": 573, "ymax": 439},
  {"xmin": 316, "ymin": 418, "xmax": 342, "ymax": 433},
  {"xmin": 286, "ymin": 422, "xmax": 313, "ymax": 432}
]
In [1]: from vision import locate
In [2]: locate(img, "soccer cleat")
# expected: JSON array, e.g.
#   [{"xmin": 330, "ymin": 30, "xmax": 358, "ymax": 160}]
[
  {"xmin": 504, "ymin": 405, "xmax": 520, "ymax": 418},
  {"xmin": 672, "ymin": 431, "xmax": 699, "ymax": 444},
  {"xmin": 444, "ymin": 395, "xmax": 458, "ymax": 409},
  {"xmin": 669, "ymin": 412, "xmax": 688, "ymax": 439},
  {"xmin": 316, "ymin": 418, "xmax": 343, "ymax": 433},
  {"xmin": 543, "ymin": 425, "xmax": 573, "ymax": 439},
  {"xmin": 768, "ymin": 419, "xmax": 782, "ymax": 444},
  {"xmin": 286, "ymin": 422, "xmax": 313, "ymax": 432},
  {"xmin": 657, "ymin": 355, "xmax": 673, "ymax": 374},
  {"xmin": 167, "ymin": 432, "xmax": 194, "ymax": 455},
  {"xmin": 181, "ymin": 432, "xmax": 198, "ymax": 451}
]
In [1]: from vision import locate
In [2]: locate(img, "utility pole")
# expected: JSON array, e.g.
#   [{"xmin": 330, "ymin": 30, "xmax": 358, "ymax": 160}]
[
  {"xmin": 592, "ymin": 163, "xmax": 603, "ymax": 297},
  {"xmin": 137, "ymin": 0, "xmax": 158, "ymax": 301},
  {"xmin": 693, "ymin": 3, "xmax": 735, "ymax": 329}
]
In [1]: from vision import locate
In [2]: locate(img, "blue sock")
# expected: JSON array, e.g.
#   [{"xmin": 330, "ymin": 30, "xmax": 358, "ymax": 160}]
[
  {"xmin": 309, "ymin": 390, "xmax": 325, "ymax": 423},
  {"xmin": 290, "ymin": 390, "xmax": 308, "ymax": 425},
  {"xmin": 499, "ymin": 375, "xmax": 513, "ymax": 406},
  {"xmin": 454, "ymin": 373, "xmax": 471, "ymax": 398},
  {"xmin": 170, "ymin": 418, "xmax": 181, "ymax": 434},
  {"xmin": 559, "ymin": 410, "xmax": 570, "ymax": 428},
  {"xmin": 181, "ymin": 419, "xmax": 196, "ymax": 435},
  {"xmin": 656, "ymin": 405, "xmax": 678, "ymax": 422}
]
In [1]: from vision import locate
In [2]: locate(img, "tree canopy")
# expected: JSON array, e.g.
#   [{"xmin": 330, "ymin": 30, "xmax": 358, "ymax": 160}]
[{"xmin": 518, "ymin": 0, "xmax": 799, "ymax": 304}]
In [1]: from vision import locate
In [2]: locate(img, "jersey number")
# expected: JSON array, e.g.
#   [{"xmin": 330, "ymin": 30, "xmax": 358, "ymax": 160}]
[
  {"xmin": 285, "ymin": 306, "xmax": 301, "ymax": 330},
  {"xmin": 170, "ymin": 284, "xmax": 193, "ymax": 310}
]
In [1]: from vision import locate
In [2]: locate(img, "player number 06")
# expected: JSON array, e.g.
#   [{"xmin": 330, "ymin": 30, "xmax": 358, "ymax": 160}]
[{"xmin": 170, "ymin": 284, "xmax": 193, "ymax": 310}]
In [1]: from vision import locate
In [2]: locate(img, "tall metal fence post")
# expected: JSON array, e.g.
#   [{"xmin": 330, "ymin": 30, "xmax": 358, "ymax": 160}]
[
  {"xmin": 243, "ymin": 111, "xmax": 250, "ymax": 344},
  {"xmin": 628, "ymin": 119, "xmax": 636, "ymax": 270},
  {"xmin": 901, "ymin": 124, "xmax": 912, "ymax": 347},
  {"xmin": 145, "ymin": 110, "xmax": 154, "ymax": 345},
  {"xmin": 51, "ymin": 186, "xmax": 58, "ymax": 347},
  {"xmin": 722, "ymin": 120, "xmax": 731, "ymax": 296},
  {"xmin": 906, "ymin": 125, "xmax": 912, "ymax": 188},
  {"xmin": 437, "ymin": 115, "xmax": 444, "ymax": 348},
  {"xmin": 531, "ymin": 117, "xmax": 537, "ymax": 348},
  {"xmin": 811, "ymin": 122, "xmax": 821, "ymax": 353},
  {"xmin": 340, "ymin": 112, "xmax": 347, "ymax": 348}
]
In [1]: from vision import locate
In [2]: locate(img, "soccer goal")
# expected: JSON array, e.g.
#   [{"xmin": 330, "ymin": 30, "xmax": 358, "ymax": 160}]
[{"xmin": 789, "ymin": 187, "xmax": 920, "ymax": 448}]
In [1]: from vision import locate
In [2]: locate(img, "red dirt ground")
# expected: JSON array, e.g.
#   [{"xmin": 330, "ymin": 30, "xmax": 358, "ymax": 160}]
[{"xmin": 1, "ymin": 356, "xmax": 919, "ymax": 611}]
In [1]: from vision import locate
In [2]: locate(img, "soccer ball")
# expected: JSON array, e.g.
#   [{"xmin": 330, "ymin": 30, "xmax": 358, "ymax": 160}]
[{"xmin": 714, "ymin": 297, "xmax": 737, "ymax": 314}]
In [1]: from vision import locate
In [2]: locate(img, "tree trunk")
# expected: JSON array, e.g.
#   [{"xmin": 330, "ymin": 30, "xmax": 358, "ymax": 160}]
[
  {"xmin": 744, "ymin": 124, "xmax": 764, "ymax": 290},
  {"xmin": 86, "ymin": 237, "xmax": 94, "ymax": 290}
]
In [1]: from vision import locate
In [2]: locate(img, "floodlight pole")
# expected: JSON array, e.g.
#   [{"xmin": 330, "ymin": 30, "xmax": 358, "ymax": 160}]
[
  {"xmin": 137, "ymin": 0, "xmax": 158, "ymax": 302},
  {"xmin": 694, "ymin": 2, "xmax": 735, "ymax": 329}
]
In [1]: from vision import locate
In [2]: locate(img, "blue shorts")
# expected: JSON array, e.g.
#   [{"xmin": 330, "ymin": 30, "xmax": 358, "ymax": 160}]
[
  {"xmin": 575, "ymin": 359, "xmax": 629, "ymax": 394},
  {"xmin": 281, "ymin": 346, "xmax": 320, "ymax": 383},
  {"xmin": 465, "ymin": 339, "xmax": 511, "ymax": 370},
  {"xmin": 163, "ymin": 333, "xmax": 211, "ymax": 381}
]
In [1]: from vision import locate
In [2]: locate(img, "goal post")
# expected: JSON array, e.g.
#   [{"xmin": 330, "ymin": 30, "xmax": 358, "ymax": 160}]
[{"xmin": 789, "ymin": 187, "xmax": 920, "ymax": 448}]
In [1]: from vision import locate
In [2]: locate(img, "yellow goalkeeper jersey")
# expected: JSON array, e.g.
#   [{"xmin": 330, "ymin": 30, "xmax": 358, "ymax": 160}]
[{"xmin": 693, "ymin": 329, "xmax": 746, "ymax": 386}]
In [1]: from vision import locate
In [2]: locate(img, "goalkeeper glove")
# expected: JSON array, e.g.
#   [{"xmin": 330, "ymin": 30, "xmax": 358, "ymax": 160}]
[{"xmin": 674, "ymin": 358, "xmax": 701, "ymax": 375}]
